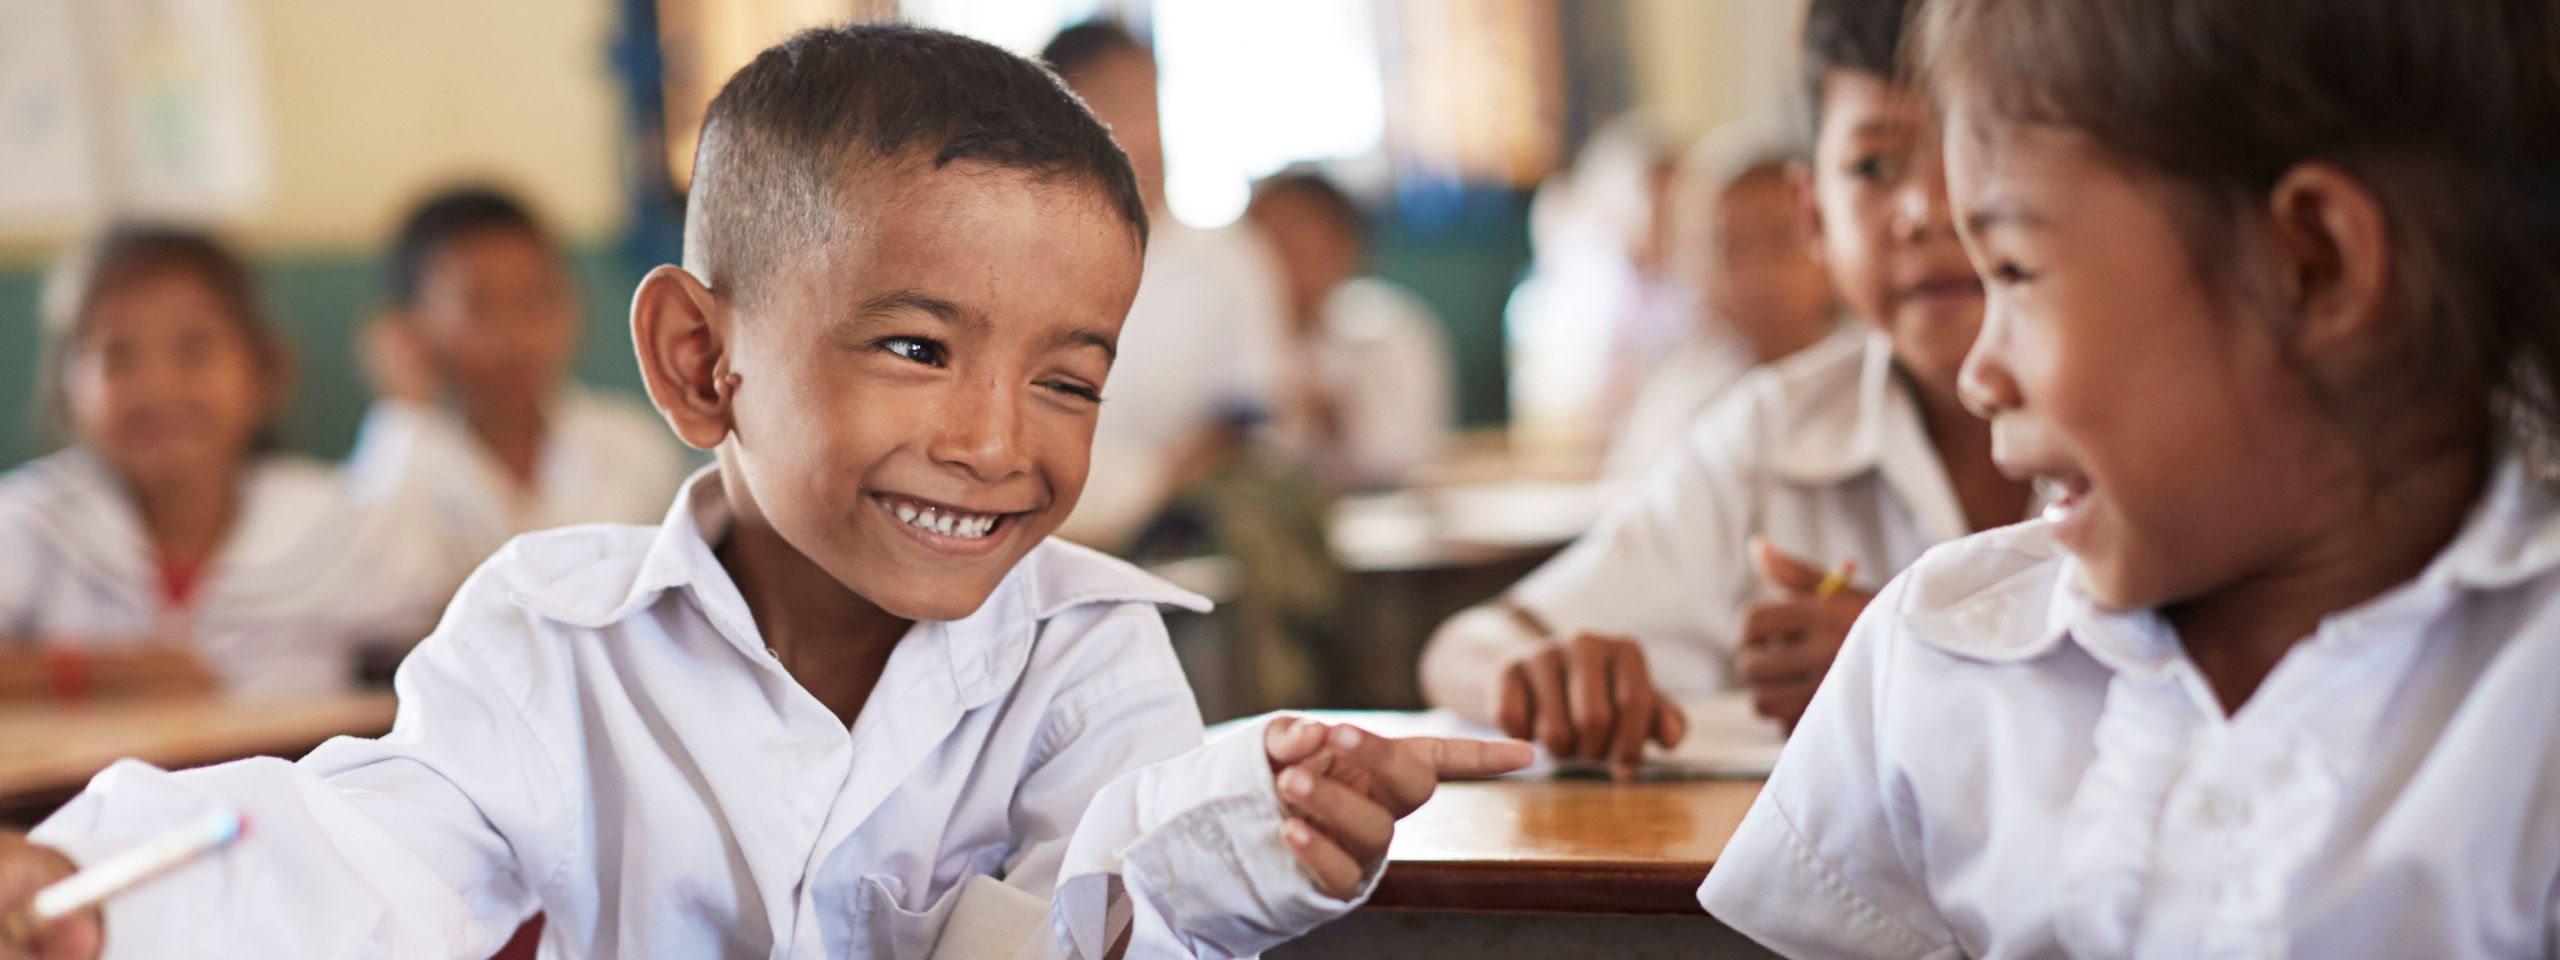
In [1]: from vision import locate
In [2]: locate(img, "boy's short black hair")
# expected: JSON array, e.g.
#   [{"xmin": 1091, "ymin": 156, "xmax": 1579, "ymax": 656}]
[
  {"xmin": 389, "ymin": 186, "xmax": 551, "ymax": 307},
  {"xmin": 1801, "ymin": 0, "xmax": 1917, "ymax": 126},
  {"xmin": 1040, "ymin": 19, "xmax": 1150, "ymax": 82},
  {"xmin": 687, "ymin": 22, "xmax": 1148, "ymax": 308},
  {"xmin": 1248, "ymin": 168, "xmax": 1366, "ymax": 244}
]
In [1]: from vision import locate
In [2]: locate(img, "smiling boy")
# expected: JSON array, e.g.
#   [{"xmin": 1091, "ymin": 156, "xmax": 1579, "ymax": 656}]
[{"xmin": 0, "ymin": 24, "xmax": 1524, "ymax": 960}]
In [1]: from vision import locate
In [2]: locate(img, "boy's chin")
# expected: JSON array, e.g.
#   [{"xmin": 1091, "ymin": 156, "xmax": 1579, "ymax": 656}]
[{"xmin": 866, "ymin": 578, "xmax": 1005, "ymax": 623}]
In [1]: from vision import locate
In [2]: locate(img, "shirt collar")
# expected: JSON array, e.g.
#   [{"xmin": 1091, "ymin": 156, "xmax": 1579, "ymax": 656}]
[
  {"xmin": 1766, "ymin": 331, "xmax": 1974, "ymax": 543},
  {"xmin": 1912, "ymin": 452, "xmax": 2560, "ymax": 674},
  {"xmin": 512, "ymin": 465, "xmax": 1212, "ymax": 707}
]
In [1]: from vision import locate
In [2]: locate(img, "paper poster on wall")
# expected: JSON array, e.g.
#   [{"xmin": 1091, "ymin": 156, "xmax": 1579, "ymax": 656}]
[{"xmin": 0, "ymin": 0, "xmax": 270, "ymax": 243}]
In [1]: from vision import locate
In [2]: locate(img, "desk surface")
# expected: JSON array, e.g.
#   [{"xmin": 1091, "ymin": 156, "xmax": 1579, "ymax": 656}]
[
  {"xmin": 1374, "ymin": 777, "xmax": 1761, "ymax": 915},
  {"xmin": 0, "ymin": 692, "xmax": 398, "ymax": 803}
]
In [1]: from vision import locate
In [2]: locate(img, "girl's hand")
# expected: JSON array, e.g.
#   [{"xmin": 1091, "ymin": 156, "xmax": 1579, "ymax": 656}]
[
  {"xmin": 0, "ymin": 832, "xmax": 96, "ymax": 960},
  {"xmin": 1261, "ymin": 718, "xmax": 1534, "ymax": 899}
]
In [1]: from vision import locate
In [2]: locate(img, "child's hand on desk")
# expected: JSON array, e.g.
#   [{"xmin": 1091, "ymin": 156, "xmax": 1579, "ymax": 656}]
[
  {"xmin": 1491, "ymin": 633, "xmax": 1687, "ymax": 781},
  {"xmin": 1737, "ymin": 538, "xmax": 1875, "ymax": 729},
  {"xmin": 1261, "ymin": 718, "xmax": 1533, "ymax": 899},
  {"xmin": 0, "ymin": 832, "xmax": 94, "ymax": 960}
]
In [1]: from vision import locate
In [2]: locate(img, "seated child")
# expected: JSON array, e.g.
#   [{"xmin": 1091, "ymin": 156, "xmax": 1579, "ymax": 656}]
[
  {"xmin": 1602, "ymin": 125, "xmax": 1842, "ymax": 485},
  {"xmin": 1244, "ymin": 168, "xmax": 1456, "ymax": 493},
  {"xmin": 0, "ymin": 228, "xmax": 443, "ymax": 699},
  {"xmin": 1703, "ymin": 0, "xmax": 2560, "ymax": 955},
  {"xmin": 0, "ymin": 24, "xmax": 1525, "ymax": 959},
  {"xmin": 351, "ymin": 186, "xmax": 690, "ymax": 586},
  {"xmin": 1419, "ymin": 0, "xmax": 2035, "ymax": 778}
]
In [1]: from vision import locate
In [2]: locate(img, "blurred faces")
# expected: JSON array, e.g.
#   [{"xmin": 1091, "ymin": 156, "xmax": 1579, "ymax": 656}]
[
  {"xmin": 406, "ymin": 227, "xmax": 579, "ymax": 419},
  {"xmin": 1697, "ymin": 168, "xmax": 1834, "ymax": 362},
  {"xmin": 1805, "ymin": 70, "xmax": 1983, "ymax": 395},
  {"xmin": 1246, "ymin": 189, "xmax": 1362, "ymax": 332},
  {"xmin": 1058, "ymin": 49, "xmax": 1166, "ymax": 213},
  {"xmin": 65, "ymin": 270, "xmax": 275, "ymax": 488}
]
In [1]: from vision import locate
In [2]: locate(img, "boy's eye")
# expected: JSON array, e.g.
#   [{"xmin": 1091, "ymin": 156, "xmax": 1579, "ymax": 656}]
[
  {"xmin": 1041, "ymin": 379, "xmax": 1103, "ymax": 404},
  {"xmin": 1847, "ymin": 155, "xmax": 1892, "ymax": 182},
  {"xmin": 878, "ymin": 336, "xmax": 946, "ymax": 366},
  {"xmin": 1992, "ymin": 262, "xmax": 2037, "ymax": 285}
]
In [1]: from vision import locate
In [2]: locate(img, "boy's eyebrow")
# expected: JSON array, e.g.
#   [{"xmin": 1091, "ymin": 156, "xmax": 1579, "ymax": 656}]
[
  {"xmin": 1050, "ymin": 327, "xmax": 1118, "ymax": 362},
  {"xmin": 853, "ymin": 289, "xmax": 988, "ymax": 330}
]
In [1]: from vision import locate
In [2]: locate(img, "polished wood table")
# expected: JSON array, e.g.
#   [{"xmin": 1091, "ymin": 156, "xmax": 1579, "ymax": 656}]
[
  {"xmin": 0, "ymin": 692, "xmax": 398, "ymax": 822},
  {"xmin": 1373, "ymin": 778, "xmax": 1759, "ymax": 915}
]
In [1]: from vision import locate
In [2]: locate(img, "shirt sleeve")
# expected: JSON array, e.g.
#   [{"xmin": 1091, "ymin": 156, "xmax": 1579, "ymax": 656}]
[
  {"xmin": 939, "ymin": 603, "xmax": 1363, "ymax": 959},
  {"xmin": 28, "ymin": 574, "xmax": 572, "ymax": 959},
  {"xmin": 1506, "ymin": 387, "xmax": 1770, "ymax": 696},
  {"xmin": 1696, "ymin": 573, "xmax": 1959, "ymax": 959}
]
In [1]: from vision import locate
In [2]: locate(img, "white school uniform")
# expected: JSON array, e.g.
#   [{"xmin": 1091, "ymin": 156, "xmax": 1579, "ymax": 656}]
[
  {"xmin": 32, "ymin": 467, "xmax": 1368, "ymax": 959},
  {"xmin": 1510, "ymin": 330, "xmax": 1999, "ymax": 700},
  {"xmin": 1279, "ymin": 278, "xmax": 1456, "ymax": 492},
  {"xmin": 0, "ymin": 448, "xmax": 443, "ymax": 695},
  {"xmin": 347, "ymin": 386, "xmax": 691, "ymax": 586},
  {"xmin": 1063, "ymin": 222, "xmax": 1289, "ymax": 551},
  {"xmin": 1700, "ymin": 455, "xmax": 2560, "ymax": 960}
]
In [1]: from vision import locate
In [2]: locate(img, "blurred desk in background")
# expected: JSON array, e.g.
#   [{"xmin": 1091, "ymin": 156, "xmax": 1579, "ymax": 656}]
[
  {"xmin": 1323, "ymin": 479, "xmax": 1600, "ymax": 709},
  {"xmin": 0, "ymin": 692, "xmax": 397, "ymax": 825}
]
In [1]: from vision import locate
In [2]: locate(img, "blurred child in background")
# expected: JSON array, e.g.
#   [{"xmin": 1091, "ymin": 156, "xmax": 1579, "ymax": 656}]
[
  {"xmin": 1245, "ymin": 168, "xmax": 1455, "ymax": 493},
  {"xmin": 350, "ymin": 187, "xmax": 688, "ymax": 585},
  {"xmin": 0, "ymin": 228, "xmax": 442, "ymax": 699},
  {"xmin": 1040, "ymin": 20, "xmax": 1293, "ymax": 553},
  {"xmin": 1603, "ymin": 126, "xmax": 1841, "ymax": 484}
]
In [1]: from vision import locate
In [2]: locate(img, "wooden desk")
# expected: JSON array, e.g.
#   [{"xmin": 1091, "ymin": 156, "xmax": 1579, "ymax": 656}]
[
  {"xmin": 1374, "ymin": 778, "xmax": 1758, "ymax": 915},
  {"xmin": 0, "ymin": 692, "xmax": 397, "ymax": 822}
]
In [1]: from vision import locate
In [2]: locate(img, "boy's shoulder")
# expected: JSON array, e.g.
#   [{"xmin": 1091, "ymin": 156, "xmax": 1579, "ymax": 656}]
[
  {"xmin": 1684, "ymin": 327, "xmax": 1882, "ymax": 479},
  {"xmin": 1012, "ymin": 537, "xmax": 1214, "ymax": 623},
  {"xmin": 459, "ymin": 521, "xmax": 666, "ymax": 627}
]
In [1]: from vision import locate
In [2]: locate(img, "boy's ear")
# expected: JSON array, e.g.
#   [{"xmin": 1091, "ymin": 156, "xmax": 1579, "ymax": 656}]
[
  {"xmin": 2265, "ymin": 162, "xmax": 2391, "ymax": 373},
  {"xmin": 631, "ymin": 265, "xmax": 736, "ymax": 452},
  {"xmin": 1788, "ymin": 161, "xmax": 1827, "ymax": 263}
]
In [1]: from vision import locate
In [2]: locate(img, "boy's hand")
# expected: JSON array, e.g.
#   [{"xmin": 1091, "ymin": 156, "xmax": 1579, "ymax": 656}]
[
  {"xmin": 0, "ymin": 832, "xmax": 96, "ymax": 960},
  {"xmin": 1492, "ymin": 633, "xmax": 1686, "ymax": 781},
  {"xmin": 1261, "ymin": 719, "xmax": 1533, "ymax": 899},
  {"xmin": 359, "ymin": 316, "xmax": 441, "ymax": 406},
  {"xmin": 1735, "ymin": 538, "xmax": 1873, "ymax": 729}
]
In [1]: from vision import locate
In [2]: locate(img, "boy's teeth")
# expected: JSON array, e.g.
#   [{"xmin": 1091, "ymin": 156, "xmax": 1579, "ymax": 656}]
[{"xmin": 882, "ymin": 496, "xmax": 999, "ymax": 539}]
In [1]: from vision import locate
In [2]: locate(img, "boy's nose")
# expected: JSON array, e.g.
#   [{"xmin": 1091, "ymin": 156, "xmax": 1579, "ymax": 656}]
[{"xmin": 927, "ymin": 378, "xmax": 1032, "ymax": 483}]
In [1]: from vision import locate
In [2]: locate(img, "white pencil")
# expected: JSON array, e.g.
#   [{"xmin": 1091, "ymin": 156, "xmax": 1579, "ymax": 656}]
[{"xmin": 3, "ymin": 808, "xmax": 242, "ymax": 943}]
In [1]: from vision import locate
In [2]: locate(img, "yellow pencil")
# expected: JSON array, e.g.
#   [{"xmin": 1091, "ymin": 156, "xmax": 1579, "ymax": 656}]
[{"xmin": 1813, "ymin": 560, "xmax": 1855, "ymax": 600}]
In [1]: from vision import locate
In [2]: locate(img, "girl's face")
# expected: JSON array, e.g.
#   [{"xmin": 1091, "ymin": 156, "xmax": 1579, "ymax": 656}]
[
  {"xmin": 1947, "ymin": 116, "xmax": 2353, "ymax": 610},
  {"xmin": 66, "ymin": 270, "xmax": 273, "ymax": 486}
]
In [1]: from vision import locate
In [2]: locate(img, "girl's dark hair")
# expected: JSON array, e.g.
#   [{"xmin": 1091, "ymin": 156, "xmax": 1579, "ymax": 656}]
[
  {"xmin": 1916, "ymin": 0, "xmax": 2560, "ymax": 463},
  {"xmin": 36, "ymin": 226, "xmax": 292, "ymax": 449}
]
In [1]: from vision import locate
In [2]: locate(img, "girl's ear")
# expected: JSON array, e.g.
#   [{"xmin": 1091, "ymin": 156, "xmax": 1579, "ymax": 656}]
[
  {"xmin": 632, "ymin": 265, "xmax": 737, "ymax": 452},
  {"xmin": 2265, "ymin": 163, "xmax": 2392, "ymax": 375}
]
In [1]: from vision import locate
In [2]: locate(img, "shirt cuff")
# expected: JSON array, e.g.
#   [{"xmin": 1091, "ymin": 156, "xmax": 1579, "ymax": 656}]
[{"xmin": 1060, "ymin": 714, "xmax": 1371, "ymax": 958}]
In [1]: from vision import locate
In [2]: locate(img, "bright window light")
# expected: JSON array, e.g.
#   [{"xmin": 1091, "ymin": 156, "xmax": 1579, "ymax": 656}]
[{"xmin": 1151, "ymin": 0, "xmax": 1384, "ymax": 227}]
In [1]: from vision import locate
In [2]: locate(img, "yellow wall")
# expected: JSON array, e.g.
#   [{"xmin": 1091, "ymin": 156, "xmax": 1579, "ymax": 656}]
[
  {"xmin": 1625, "ymin": 0, "xmax": 1808, "ymax": 144},
  {"xmin": 245, "ymin": 0, "xmax": 627, "ymax": 251}
]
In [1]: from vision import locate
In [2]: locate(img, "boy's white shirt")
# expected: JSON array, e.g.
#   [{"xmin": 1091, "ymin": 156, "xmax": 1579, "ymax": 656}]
[
  {"xmin": 1063, "ymin": 222, "xmax": 1289, "ymax": 551},
  {"xmin": 1510, "ymin": 330, "xmax": 2002, "ymax": 700},
  {"xmin": 31, "ymin": 467, "xmax": 1373, "ymax": 959},
  {"xmin": 1700, "ymin": 454, "xmax": 2560, "ymax": 960},
  {"xmin": 347, "ymin": 386, "xmax": 692, "ymax": 586},
  {"xmin": 0, "ymin": 448, "xmax": 444, "ymax": 694}
]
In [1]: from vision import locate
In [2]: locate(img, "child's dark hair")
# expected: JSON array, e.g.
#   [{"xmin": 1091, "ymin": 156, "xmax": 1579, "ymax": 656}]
[
  {"xmin": 1040, "ymin": 19, "xmax": 1150, "ymax": 83},
  {"xmin": 1918, "ymin": 0, "xmax": 2560, "ymax": 460},
  {"xmin": 36, "ymin": 226, "xmax": 291, "ymax": 447},
  {"xmin": 1248, "ymin": 168, "xmax": 1367, "ymax": 244},
  {"xmin": 1800, "ymin": 0, "xmax": 1917, "ymax": 129},
  {"xmin": 686, "ymin": 22, "xmax": 1148, "ymax": 309},
  {"xmin": 389, "ymin": 185, "xmax": 552, "ymax": 308}
]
